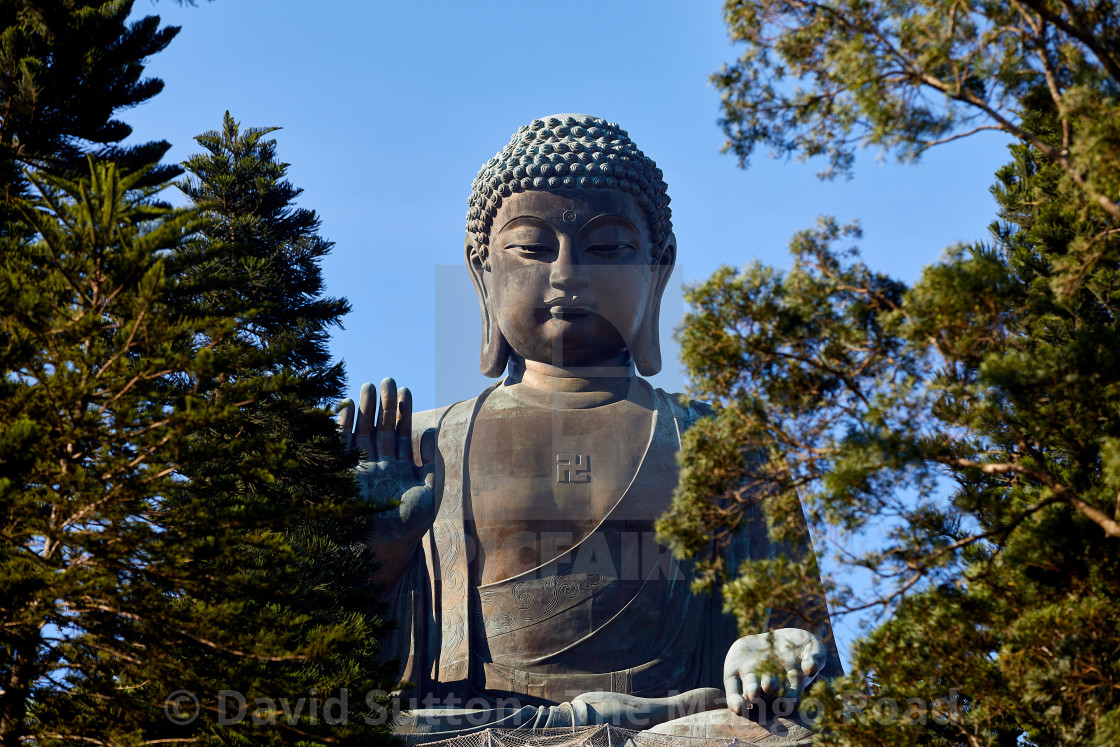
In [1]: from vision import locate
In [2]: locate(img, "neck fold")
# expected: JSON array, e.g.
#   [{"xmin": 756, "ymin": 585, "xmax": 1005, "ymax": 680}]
[{"xmin": 503, "ymin": 354, "xmax": 638, "ymax": 408}]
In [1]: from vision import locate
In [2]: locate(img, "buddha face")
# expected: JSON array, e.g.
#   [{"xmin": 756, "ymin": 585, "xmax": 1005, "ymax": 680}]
[{"xmin": 469, "ymin": 188, "xmax": 674, "ymax": 370}]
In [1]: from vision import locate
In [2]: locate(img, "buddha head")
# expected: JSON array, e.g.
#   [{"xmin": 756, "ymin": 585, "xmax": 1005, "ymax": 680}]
[{"xmin": 465, "ymin": 114, "xmax": 676, "ymax": 378}]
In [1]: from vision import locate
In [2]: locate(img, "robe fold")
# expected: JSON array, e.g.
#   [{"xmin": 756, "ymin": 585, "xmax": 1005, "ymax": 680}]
[{"xmin": 381, "ymin": 382, "xmax": 839, "ymax": 731}]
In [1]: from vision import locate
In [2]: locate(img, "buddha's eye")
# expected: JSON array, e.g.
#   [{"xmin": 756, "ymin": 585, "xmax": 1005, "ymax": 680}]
[
  {"xmin": 507, "ymin": 244, "xmax": 554, "ymax": 258},
  {"xmin": 587, "ymin": 243, "xmax": 635, "ymax": 258}
]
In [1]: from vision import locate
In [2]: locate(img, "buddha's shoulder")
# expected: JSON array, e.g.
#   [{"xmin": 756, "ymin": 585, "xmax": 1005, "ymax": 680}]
[
  {"xmin": 412, "ymin": 401, "xmax": 458, "ymax": 435},
  {"xmin": 411, "ymin": 395, "xmax": 482, "ymax": 437},
  {"xmin": 407, "ymin": 402, "xmax": 457, "ymax": 460},
  {"xmin": 651, "ymin": 387, "xmax": 714, "ymax": 423}
]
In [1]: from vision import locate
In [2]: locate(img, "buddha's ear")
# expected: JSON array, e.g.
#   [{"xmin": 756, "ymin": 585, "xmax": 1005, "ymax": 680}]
[
  {"xmin": 466, "ymin": 235, "xmax": 511, "ymax": 378},
  {"xmin": 631, "ymin": 232, "xmax": 676, "ymax": 377}
]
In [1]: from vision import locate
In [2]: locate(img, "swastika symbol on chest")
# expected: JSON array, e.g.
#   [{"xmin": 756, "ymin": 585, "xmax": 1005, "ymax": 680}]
[{"xmin": 556, "ymin": 454, "xmax": 591, "ymax": 483}]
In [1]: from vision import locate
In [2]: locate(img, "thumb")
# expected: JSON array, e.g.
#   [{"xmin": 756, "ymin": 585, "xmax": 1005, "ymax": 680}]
[
  {"xmin": 399, "ymin": 484, "xmax": 435, "ymax": 529},
  {"xmin": 419, "ymin": 428, "xmax": 437, "ymax": 486},
  {"xmin": 337, "ymin": 399, "xmax": 354, "ymax": 450},
  {"xmin": 802, "ymin": 634, "xmax": 827, "ymax": 680}
]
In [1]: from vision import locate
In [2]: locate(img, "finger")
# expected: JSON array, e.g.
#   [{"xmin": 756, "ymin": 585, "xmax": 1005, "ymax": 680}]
[
  {"xmin": 377, "ymin": 377, "xmax": 397, "ymax": 458},
  {"xmin": 337, "ymin": 399, "xmax": 354, "ymax": 451},
  {"xmin": 786, "ymin": 668, "xmax": 803, "ymax": 695},
  {"xmin": 742, "ymin": 672, "xmax": 760, "ymax": 702},
  {"xmin": 396, "ymin": 387, "xmax": 413, "ymax": 462},
  {"xmin": 355, "ymin": 382, "xmax": 376, "ymax": 457},
  {"xmin": 802, "ymin": 635, "xmax": 828, "ymax": 680},
  {"xmin": 801, "ymin": 654, "xmax": 821, "ymax": 679},
  {"xmin": 723, "ymin": 674, "xmax": 746, "ymax": 717},
  {"xmin": 759, "ymin": 672, "xmax": 780, "ymax": 696}
]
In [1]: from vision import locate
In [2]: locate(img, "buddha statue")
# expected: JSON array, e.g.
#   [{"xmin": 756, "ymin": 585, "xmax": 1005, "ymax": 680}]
[{"xmin": 338, "ymin": 115, "xmax": 840, "ymax": 743}]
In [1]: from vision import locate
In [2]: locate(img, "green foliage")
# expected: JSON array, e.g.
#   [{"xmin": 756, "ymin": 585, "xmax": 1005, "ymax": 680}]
[
  {"xmin": 0, "ymin": 159, "xmax": 250, "ymax": 743},
  {"xmin": 715, "ymin": 0, "xmax": 1120, "ymax": 219},
  {"xmin": 665, "ymin": 5, "xmax": 1120, "ymax": 740},
  {"xmin": 169, "ymin": 112, "xmax": 398, "ymax": 744},
  {"xmin": 663, "ymin": 80, "xmax": 1120, "ymax": 745},
  {"xmin": 0, "ymin": 0, "xmax": 179, "ymax": 198},
  {"xmin": 0, "ymin": 130, "xmax": 398, "ymax": 746},
  {"xmin": 0, "ymin": 5, "xmax": 398, "ymax": 738}
]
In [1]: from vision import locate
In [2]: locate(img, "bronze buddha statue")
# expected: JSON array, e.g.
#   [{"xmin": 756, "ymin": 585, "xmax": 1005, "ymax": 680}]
[{"xmin": 338, "ymin": 115, "xmax": 839, "ymax": 743}]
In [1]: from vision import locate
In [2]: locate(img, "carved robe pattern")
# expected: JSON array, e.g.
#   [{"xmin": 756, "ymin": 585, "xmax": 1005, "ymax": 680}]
[{"xmin": 382, "ymin": 383, "xmax": 838, "ymax": 709}]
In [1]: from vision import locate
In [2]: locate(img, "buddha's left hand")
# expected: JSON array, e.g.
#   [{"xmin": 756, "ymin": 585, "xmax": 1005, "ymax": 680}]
[{"xmin": 723, "ymin": 628, "xmax": 827, "ymax": 716}]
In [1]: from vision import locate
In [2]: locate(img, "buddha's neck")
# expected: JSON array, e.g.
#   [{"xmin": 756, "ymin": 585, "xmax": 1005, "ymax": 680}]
[{"xmin": 503, "ymin": 354, "xmax": 636, "ymax": 409}]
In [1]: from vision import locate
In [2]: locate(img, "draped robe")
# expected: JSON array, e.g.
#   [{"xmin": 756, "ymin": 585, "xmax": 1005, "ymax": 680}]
[{"xmin": 381, "ymin": 381, "xmax": 839, "ymax": 735}]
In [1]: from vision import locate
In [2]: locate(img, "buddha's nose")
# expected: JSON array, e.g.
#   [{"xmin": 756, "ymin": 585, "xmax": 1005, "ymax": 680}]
[{"xmin": 549, "ymin": 239, "xmax": 590, "ymax": 292}]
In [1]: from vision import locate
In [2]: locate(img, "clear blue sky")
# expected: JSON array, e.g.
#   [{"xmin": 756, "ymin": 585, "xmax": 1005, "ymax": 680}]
[{"xmin": 126, "ymin": 0, "xmax": 1014, "ymax": 667}]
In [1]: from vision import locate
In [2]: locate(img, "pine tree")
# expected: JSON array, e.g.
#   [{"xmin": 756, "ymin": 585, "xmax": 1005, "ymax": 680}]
[
  {"xmin": 0, "ymin": 159, "xmax": 258, "ymax": 745},
  {"xmin": 712, "ymin": 1, "xmax": 1120, "ymax": 220},
  {"xmin": 659, "ymin": 89, "xmax": 1120, "ymax": 744},
  {"xmin": 0, "ymin": 134, "xmax": 398, "ymax": 747},
  {"xmin": 0, "ymin": 1, "xmax": 180, "ymax": 201},
  {"xmin": 0, "ymin": 6, "xmax": 398, "ymax": 743},
  {"xmin": 658, "ymin": 4, "xmax": 1120, "ymax": 741},
  {"xmin": 173, "ymin": 112, "xmax": 398, "ymax": 744}
]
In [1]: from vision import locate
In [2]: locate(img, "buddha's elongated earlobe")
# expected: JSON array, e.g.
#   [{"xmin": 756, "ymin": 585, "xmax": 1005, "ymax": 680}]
[
  {"xmin": 631, "ymin": 234, "xmax": 676, "ymax": 377},
  {"xmin": 466, "ymin": 237, "xmax": 511, "ymax": 378}
]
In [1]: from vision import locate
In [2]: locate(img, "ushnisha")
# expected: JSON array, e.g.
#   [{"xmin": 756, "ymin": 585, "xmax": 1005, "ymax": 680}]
[{"xmin": 467, "ymin": 114, "xmax": 672, "ymax": 256}]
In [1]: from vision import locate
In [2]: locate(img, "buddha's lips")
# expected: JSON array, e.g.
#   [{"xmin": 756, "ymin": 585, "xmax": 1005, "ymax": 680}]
[
  {"xmin": 544, "ymin": 298, "xmax": 596, "ymax": 317},
  {"xmin": 551, "ymin": 307, "xmax": 591, "ymax": 319},
  {"xmin": 544, "ymin": 297, "xmax": 594, "ymax": 308}
]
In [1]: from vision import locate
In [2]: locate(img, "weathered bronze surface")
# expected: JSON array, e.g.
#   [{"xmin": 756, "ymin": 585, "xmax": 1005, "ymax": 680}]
[{"xmin": 337, "ymin": 115, "xmax": 840, "ymax": 742}]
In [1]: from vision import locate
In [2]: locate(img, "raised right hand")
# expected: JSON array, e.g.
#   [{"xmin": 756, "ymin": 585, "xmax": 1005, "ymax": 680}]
[{"xmin": 338, "ymin": 378, "xmax": 436, "ymax": 585}]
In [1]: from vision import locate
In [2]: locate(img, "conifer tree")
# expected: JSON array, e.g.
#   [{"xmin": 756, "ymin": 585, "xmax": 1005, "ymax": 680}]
[
  {"xmin": 0, "ymin": 1, "xmax": 179, "ymax": 202},
  {"xmin": 0, "ymin": 5, "xmax": 398, "ymax": 743},
  {"xmin": 660, "ymin": 89, "xmax": 1120, "ymax": 746},
  {"xmin": 0, "ymin": 159, "xmax": 255, "ymax": 745},
  {"xmin": 174, "ymin": 112, "xmax": 397, "ymax": 744},
  {"xmin": 657, "ymin": 5, "xmax": 1120, "ymax": 742},
  {"xmin": 0, "ymin": 137, "xmax": 397, "ymax": 747}
]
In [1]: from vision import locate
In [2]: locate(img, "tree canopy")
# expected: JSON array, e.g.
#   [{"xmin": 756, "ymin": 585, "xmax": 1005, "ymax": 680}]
[
  {"xmin": 174, "ymin": 112, "xmax": 398, "ymax": 743},
  {"xmin": 660, "ymin": 3, "xmax": 1120, "ymax": 745},
  {"xmin": 715, "ymin": 0, "xmax": 1120, "ymax": 218},
  {"xmin": 0, "ymin": 0, "xmax": 180, "ymax": 199},
  {"xmin": 0, "ymin": 6, "xmax": 398, "ymax": 744},
  {"xmin": 0, "ymin": 159, "xmax": 231, "ymax": 744}
]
